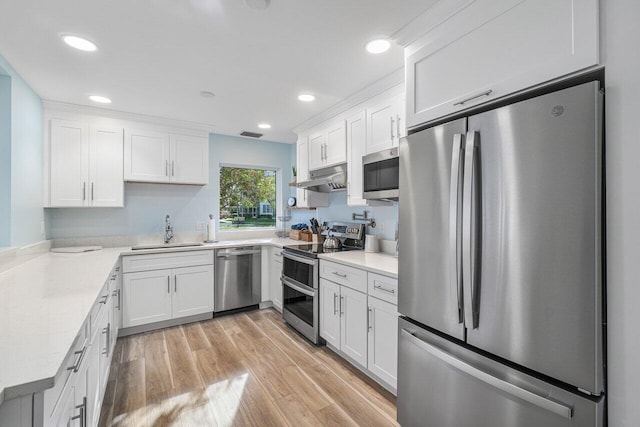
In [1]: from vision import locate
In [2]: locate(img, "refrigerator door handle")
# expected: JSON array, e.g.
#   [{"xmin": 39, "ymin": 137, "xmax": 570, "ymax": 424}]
[
  {"xmin": 462, "ymin": 131, "xmax": 479, "ymax": 328},
  {"xmin": 400, "ymin": 329, "xmax": 573, "ymax": 419},
  {"xmin": 449, "ymin": 133, "xmax": 465, "ymax": 324}
]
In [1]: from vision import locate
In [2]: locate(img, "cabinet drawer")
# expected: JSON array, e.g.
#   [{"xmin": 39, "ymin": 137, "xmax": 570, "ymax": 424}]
[
  {"xmin": 89, "ymin": 281, "xmax": 111, "ymax": 340},
  {"xmin": 43, "ymin": 320, "xmax": 88, "ymax": 422},
  {"xmin": 368, "ymin": 273, "xmax": 398, "ymax": 305},
  {"xmin": 122, "ymin": 250, "xmax": 213, "ymax": 273},
  {"xmin": 272, "ymin": 249, "xmax": 283, "ymax": 264},
  {"xmin": 320, "ymin": 260, "xmax": 367, "ymax": 293}
]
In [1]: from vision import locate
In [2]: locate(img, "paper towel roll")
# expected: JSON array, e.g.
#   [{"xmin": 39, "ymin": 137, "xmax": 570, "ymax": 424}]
[{"xmin": 207, "ymin": 218, "xmax": 216, "ymax": 241}]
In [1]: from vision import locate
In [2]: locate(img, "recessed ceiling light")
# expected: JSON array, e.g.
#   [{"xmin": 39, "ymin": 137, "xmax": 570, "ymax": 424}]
[
  {"xmin": 365, "ymin": 39, "xmax": 391, "ymax": 54},
  {"xmin": 200, "ymin": 90, "xmax": 215, "ymax": 98},
  {"xmin": 88, "ymin": 95, "xmax": 112, "ymax": 104},
  {"xmin": 258, "ymin": 123, "xmax": 271, "ymax": 129},
  {"xmin": 298, "ymin": 93, "xmax": 315, "ymax": 102},
  {"xmin": 61, "ymin": 35, "xmax": 98, "ymax": 52}
]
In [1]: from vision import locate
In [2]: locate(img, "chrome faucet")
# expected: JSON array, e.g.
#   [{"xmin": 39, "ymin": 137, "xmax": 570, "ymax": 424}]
[{"xmin": 164, "ymin": 214, "xmax": 174, "ymax": 244}]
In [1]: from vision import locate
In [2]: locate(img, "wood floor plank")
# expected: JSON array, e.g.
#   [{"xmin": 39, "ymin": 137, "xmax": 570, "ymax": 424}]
[
  {"xmin": 101, "ymin": 308, "xmax": 398, "ymax": 427},
  {"xmin": 143, "ymin": 331, "xmax": 174, "ymax": 405},
  {"xmin": 183, "ymin": 323, "xmax": 211, "ymax": 352},
  {"xmin": 314, "ymin": 403, "xmax": 360, "ymax": 427},
  {"xmin": 316, "ymin": 346, "xmax": 397, "ymax": 419},
  {"xmin": 274, "ymin": 394, "xmax": 324, "ymax": 427},
  {"xmin": 111, "ymin": 359, "xmax": 146, "ymax": 427},
  {"xmin": 304, "ymin": 362, "xmax": 398, "ymax": 427},
  {"xmin": 164, "ymin": 326, "xmax": 204, "ymax": 395}
]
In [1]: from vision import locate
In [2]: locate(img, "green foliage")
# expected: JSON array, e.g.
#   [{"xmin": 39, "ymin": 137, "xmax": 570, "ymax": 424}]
[{"xmin": 220, "ymin": 167, "xmax": 276, "ymax": 211}]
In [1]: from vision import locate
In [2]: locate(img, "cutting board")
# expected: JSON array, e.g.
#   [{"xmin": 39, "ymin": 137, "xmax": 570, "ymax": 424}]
[{"xmin": 51, "ymin": 246, "xmax": 103, "ymax": 253}]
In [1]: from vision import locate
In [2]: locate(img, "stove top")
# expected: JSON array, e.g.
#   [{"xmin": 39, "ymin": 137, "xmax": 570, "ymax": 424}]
[{"xmin": 283, "ymin": 243, "xmax": 363, "ymax": 258}]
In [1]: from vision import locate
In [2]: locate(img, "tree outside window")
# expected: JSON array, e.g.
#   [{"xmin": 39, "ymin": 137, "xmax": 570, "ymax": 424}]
[{"xmin": 219, "ymin": 166, "xmax": 277, "ymax": 230}]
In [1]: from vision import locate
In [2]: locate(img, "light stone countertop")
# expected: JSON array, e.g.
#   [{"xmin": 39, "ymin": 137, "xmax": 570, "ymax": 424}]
[
  {"xmin": 0, "ymin": 237, "xmax": 307, "ymax": 405},
  {"xmin": 317, "ymin": 251, "xmax": 398, "ymax": 278},
  {"xmin": 0, "ymin": 247, "xmax": 127, "ymax": 405}
]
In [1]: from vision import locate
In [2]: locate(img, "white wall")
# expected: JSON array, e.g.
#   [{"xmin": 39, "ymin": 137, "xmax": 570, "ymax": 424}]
[{"xmin": 602, "ymin": 1, "xmax": 640, "ymax": 425}]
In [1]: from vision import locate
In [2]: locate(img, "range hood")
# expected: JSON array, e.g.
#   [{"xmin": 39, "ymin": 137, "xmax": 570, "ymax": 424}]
[{"xmin": 297, "ymin": 163, "xmax": 347, "ymax": 192}]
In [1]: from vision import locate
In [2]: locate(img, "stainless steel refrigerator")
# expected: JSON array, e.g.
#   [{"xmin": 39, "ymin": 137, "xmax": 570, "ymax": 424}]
[{"xmin": 397, "ymin": 81, "xmax": 605, "ymax": 427}]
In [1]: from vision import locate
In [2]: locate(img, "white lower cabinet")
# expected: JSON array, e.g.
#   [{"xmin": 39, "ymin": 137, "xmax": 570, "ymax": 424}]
[
  {"xmin": 270, "ymin": 248, "xmax": 283, "ymax": 311},
  {"xmin": 367, "ymin": 296, "xmax": 399, "ymax": 389},
  {"xmin": 320, "ymin": 278, "xmax": 341, "ymax": 348},
  {"xmin": 320, "ymin": 261, "xmax": 398, "ymax": 392},
  {"xmin": 319, "ymin": 280, "xmax": 369, "ymax": 369},
  {"xmin": 340, "ymin": 286, "xmax": 369, "ymax": 367},
  {"xmin": 172, "ymin": 265, "xmax": 215, "ymax": 319},
  {"xmin": 122, "ymin": 252, "xmax": 214, "ymax": 329},
  {"xmin": 123, "ymin": 268, "xmax": 174, "ymax": 327}
]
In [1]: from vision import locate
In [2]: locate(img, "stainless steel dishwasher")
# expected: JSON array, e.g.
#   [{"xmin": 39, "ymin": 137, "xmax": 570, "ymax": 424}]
[{"xmin": 214, "ymin": 246, "xmax": 262, "ymax": 312}]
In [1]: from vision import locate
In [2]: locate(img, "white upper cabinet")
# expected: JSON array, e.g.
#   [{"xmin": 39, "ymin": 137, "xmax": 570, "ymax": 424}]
[
  {"xmin": 405, "ymin": 0, "xmax": 599, "ymax": 128},
  {"xmin": 346, "ymin": 111, "xmax": 368, "ymax": 206},
  {"xmin": 170, "ymin": 134, "xmax": 209, "ymax": 185},
  {"xmin": 49, "ymin": 119, "xmax": 123, "ymax": 207},
  {"xmin": 125, "ymin": 129, "xmax": 209, "ymax": 185},
  {"xmin": 366, "ymin": 92, "xmax": 405, "ymax": 154},
  {"xmin": 296, "ymin": 137, "xmax": 329, "ymax": 208},
  {"xmin": 308, "ymin": 119, "xmax": 347, "ymax": 171},
  {"xmin": 124, "ymin": 129, "xmax": 171, "ymax": 183},
  {"xmin": 308, "ymin": 131, "xmax": 326, "ymax": 171},
  {"xmin": 89, "ymin": 127, "xmax": 124, "ymax": 207}
]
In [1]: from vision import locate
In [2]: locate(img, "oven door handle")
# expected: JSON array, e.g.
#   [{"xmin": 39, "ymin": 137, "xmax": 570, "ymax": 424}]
[
  {"xmin": 282, "ymin": 251, "xmax": 319, "ymax": 266},
  {"xmin": 281, "ymin": 277, "xmax": 316, "ymax": 297}
]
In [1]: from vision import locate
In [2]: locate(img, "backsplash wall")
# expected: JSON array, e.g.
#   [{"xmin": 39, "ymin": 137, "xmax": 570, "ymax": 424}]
[{"xmin": 290, "ymin": 192, "xmax": 398, "ymax": 241}]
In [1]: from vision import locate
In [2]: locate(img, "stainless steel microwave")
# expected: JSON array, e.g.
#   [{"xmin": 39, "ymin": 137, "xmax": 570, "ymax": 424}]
[{"xmin": 362, "ymin": 147, "xmax": 399, "ymax": 201}]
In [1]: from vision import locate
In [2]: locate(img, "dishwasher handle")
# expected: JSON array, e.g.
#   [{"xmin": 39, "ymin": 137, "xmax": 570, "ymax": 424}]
[{"xmin": 217, "ymin": 249, "xmax": 262, "ymax": 257}]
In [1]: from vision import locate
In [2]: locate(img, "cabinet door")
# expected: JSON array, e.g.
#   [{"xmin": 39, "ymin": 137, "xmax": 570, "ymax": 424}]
[
  {"xmin": 367, "ymin": 296, "xmax": 399, "ymax": 389},
  {"xmin": 366, "ymin": 100, "xmax": 395, "ymax": 155},
  {"xmin": 347, "ymin": 111, "xmax": 368, "ymax": 206},
  {"xmin": 170, "ymin": 134, "xmax": 209, "ymax": 184},
  {"xmin": 320, "ymin": 279, "xmax": 341, "ymax": 348},
  {"xmin": 324, "ymin": 119, "xmax": 346, "ymax": 167},
  {"xmin": 72, "ymin": 356, "xmax": 89, "ymax": 427},
  {"xmin": 89, "ymin": 126, "xmax": 123, "ymax": 207},
  {"xmin": 124, "ymin": 129, "xmax": 171, "ymax": 182},
  {"xmin": 340, "ymin": 285, "xmax": 368, "ymax": 367},
  {"xmin": 308, "ymin": 130, "xmax": 326, "ymax": 171},
  {"xmin": 297, "ymin": 140, "xmax": 310, "ymax": 208},
  {"xmin": 50, "ymin": 119, "xmax": 89, "ymax": 207},
  {"xmin": 406, "ymin": 0, "xmax": 599, "ymax": 127},
  {"xmin": 172, "ymin": 265, "xmax": 214, "ymax": 319},
  {"xmin": 122, "ymin": 269, "xmax": 173, "ymax": 327},
  {"xmin": 87, "ymin": 322, "xmax": 102, "ymax": 427},
  {"xmin": 270, "ymin": 249, "xmax": 283, "ymax": 311}
]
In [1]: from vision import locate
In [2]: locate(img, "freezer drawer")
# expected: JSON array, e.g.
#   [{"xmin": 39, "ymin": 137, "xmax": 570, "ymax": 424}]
[{"xmin": 397, "ymin": 318, "xmax": 604, "ymax": 427}]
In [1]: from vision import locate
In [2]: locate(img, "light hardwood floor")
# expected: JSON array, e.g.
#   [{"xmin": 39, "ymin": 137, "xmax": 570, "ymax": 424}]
[{"xmin": 98, "ymin": 308, "xmax": 398, "ymax": 427}]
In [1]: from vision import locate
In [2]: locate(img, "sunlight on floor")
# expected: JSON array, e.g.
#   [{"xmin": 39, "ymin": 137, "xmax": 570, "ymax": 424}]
[{"xmin": 111, "ymin": 373, "xmax": 248, "ymax": 427}]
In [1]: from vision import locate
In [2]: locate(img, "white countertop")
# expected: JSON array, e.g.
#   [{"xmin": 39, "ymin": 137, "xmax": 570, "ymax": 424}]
[
  {"xmin": 318, "ymin": 251, "xmax": 398, "ymax": 278},
  {"xmin": 0, "ymin": 237, "xmax": 307, "ymax": 405},
  {"xmin": 0, "ymin": 247, "xmax": 127, "ymax": 405}
]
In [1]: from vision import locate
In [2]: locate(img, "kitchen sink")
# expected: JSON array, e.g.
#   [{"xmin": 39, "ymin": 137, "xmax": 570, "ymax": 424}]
[{"xmin": 131, "ymin": 242, "xmax": 204, "ymax": 250}]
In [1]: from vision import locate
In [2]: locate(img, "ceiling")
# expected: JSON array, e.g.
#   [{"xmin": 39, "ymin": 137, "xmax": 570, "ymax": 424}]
[{"xmin": 0, "ymin": 0, "xmax": 436, "ymax": 143}]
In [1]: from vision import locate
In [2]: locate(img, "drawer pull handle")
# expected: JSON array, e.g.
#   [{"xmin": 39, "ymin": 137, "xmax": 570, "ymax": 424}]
[
  {"xmin": 67, "ymin": 346, "xmax": 87, "ymax": 372},
  {"xmin": 454, "ymin": 89, "xmax": 493, "ymax": 106},
  {"xmin": 374, "ymin": 284, "xmax": 396, "ymax": 294},
  {"xmin": 98, "ymin": 295, "xmax": 108, "ymax": 304},
  {"xmin": 332, "ymin": 271, "xmax": 347, "ymax": 278}
]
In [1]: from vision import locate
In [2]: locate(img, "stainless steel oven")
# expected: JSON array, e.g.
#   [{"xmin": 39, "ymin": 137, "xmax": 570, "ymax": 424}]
[
  {"xmin": 281, "ymin": 250, "xmax": 320, "ymax": 344},
  {"xmin": 363, "ymin": 147, "xmax": 399, "ymax": 201}
]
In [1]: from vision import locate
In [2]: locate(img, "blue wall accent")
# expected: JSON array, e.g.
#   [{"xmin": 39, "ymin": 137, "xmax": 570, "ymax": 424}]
[
  {"xmin": 0, "ymin": 73, "xmax": 11, "ymax": 246},
  {"xmin": 0, "ymin": 54, "xmax": 44, "ymax": 247},
  {"xmin": 47, "ymin": 133, "xmax": 295, "ymax": 238}
]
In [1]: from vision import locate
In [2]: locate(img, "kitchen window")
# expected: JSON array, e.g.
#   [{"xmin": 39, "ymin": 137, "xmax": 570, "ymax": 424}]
[{"xmin": 219, "ymin": 166, "xmax": 277, "ymax": 230}]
